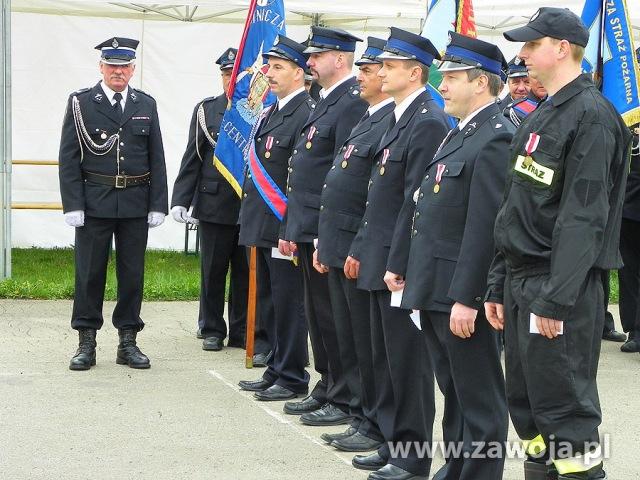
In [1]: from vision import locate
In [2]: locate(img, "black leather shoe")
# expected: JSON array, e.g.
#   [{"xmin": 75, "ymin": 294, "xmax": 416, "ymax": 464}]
[
  {"xmin": 557, "ymin": 462, "xmax": 606, "ymax": 479},
  {"xmin": 524, "ymin": 459, "xmax": 558, "ymax": 480},
  {"xmin": 353, "ymin": 452, "xmax": 387, "ymax": 471},
  {"xmin": 283, "ymin": 395, "xmax": 323, "ymax": 415},
  {"xmin": 196, "ymin": 328, "xmax": 205, "ymax": 339},
  {"xmin": 116, "ymin": 329, "xmax": 150, "ymax": 369},
  {"xmin": 300, "ymin": 403, "xmax": 352, "ymax": 426},
  {"xmin": 252, "ymin": 351, "xmax": 271, "ymax": 367},
  {"xmin": 321, "ymin": 426, "xmax": 357, "ymax": 444},
  {"xmin": 69, "ymin": 328, "xmax": 97, "ymax": 371},
  {"xmin": 368, "ymin": 464, "xmax": 426, "ymax": 479},
  {"xmin": 202, "ymin": 336, "xmax": 223, "ymax": 351},
  {"xmin": 238, "ymin": 378, "xmax": 273, "ymax": 392},
  {"xmin": 602, "ymin": 329, "xmax": 626, "ymax": 342},
  {"xmin": 621, "ymin": 339, "xmax": 639, "ymax": 352},
  {"xmin": 254, "ymin": 384, "xmax": 307, "ymax": 401},
  {"xmin": 332, "ymin": 432, "xmax": 383, "ymax": 452}
]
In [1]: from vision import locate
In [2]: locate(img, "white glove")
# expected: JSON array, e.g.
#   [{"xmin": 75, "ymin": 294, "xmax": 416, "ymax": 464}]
[
  {"xmin": 187, "ymin": 216, "xmax": 199, "ymax": 226},
  {"xmin": 147, "ymin": 211, "xmax": 165, "ymax": 228},
  {"xmin": 171, "ymin": 206, "xmax": 188, "ymax": 223},
  {"xmin": 64, "ymin": 210, "xmax": 85, "ymax": 227}
]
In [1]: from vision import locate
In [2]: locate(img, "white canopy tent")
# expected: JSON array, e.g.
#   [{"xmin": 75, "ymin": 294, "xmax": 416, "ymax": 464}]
[{"xmin": 1, "ymin": 0, "xmax": 639, "ymax": 279}]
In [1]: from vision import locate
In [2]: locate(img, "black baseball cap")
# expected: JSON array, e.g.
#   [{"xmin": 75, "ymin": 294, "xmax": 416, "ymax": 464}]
[{"xmin": 503, "ymin": 7, "xmax": 589, "ymax": 48}]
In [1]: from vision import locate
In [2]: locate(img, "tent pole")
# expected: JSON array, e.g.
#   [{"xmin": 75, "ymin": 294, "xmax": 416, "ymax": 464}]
[{"xmin": 0, "ymin": 0, "xmax": 11, "ymax": 279}]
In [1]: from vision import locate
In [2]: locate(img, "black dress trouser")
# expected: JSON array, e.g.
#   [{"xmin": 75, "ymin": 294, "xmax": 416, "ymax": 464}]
[
  {"xmin": 618, "ymin": 218, "xmax": 640, "ymax": 335},
  {"xmin": 72, "ymin": 216, "xmax": 148, "ymax": 331}
]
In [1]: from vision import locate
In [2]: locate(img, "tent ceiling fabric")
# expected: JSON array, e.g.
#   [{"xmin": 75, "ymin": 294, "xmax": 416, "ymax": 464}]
[{"xmin": 11, "ymin": 0, "xmax": 640, "ymax": 36}]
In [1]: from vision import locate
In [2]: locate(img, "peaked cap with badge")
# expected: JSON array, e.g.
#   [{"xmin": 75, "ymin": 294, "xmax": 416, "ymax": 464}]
[
  {"xmin": 377, "ymin": 27, "xmax": 440, "ymax": 66},
  {"xmin": 439, "ymin": 31, "xmax": 508, "ymax": 80},
  {"xmin": 355, "ymin": 36, "xmax": 386, "ymax": 66},
  {"xmin": 263, "ymin": 35, "xmax": 309, "ymax": 70},
  {"xmin": 303, "ymin": 26, "xmax": 362, "ymax": 53},
  {"xmin": 95, "ymin": 37, "xmax": 139, "ymax": 65},
  {"xmin": 216, "ymin": 47, "xmax": 238, "ymax": 70},
  {"xmin": 507, "ymin": 56, "xmax": 528, "ymax": 78}
]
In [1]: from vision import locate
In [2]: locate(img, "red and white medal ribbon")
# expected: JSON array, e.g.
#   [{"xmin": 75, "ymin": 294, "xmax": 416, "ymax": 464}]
[
  {"xmin": 344, "ymin": 144, "xmax": 355, "ymax": 159},
  {"xmin": 382, "ymin": 149, "xmax": 390, "ymax": 165},
  {"xmin": 265, "ymin": 136, "xmax": 274, "ymax": 150},
  {"xmin": 435, "ymin": 163, "xmax": 446, "ymax": 185},
  {"xmin": 525, "ymin": 132, "xmax": 540, "ymax": 156},
  {"xmin": 307, "ymin": 126, "xmax": 317, "ymax": 142}
]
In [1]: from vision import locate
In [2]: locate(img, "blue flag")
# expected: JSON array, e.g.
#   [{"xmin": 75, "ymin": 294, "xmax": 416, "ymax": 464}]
[
  {"xmin": 581, "ymin": 0, "xmax": 640, "ymax": 126},
  {"xmin": 213, "ymin": 0, "xmax": 286, "ymax": 196}
]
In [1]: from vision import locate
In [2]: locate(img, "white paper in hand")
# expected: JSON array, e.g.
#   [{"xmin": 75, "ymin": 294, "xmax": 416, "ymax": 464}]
[
  {"xmin": 410, "ymin": 310, "xmax": 422, "ymax": 330},
  {"xmin": 390, "ymin": 289, "xmax": 403, "ymax": 308},
  {"xmin": 271, "ymin": 247, "xmax": 292, "ymax": 261},
  {"xmin": 529, "ymin": 312, "xmax": 563, "ymax": 335}
]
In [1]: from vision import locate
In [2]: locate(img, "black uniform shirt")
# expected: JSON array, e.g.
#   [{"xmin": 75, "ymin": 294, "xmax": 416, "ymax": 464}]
[{"xmin": 488, "ymin": 74, "xmax": 632, "ymax": 320}]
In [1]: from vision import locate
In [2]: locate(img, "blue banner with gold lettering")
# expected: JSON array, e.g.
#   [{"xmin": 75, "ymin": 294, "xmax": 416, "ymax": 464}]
[
  {"xmin": 581, "ymin": 0, "xmax": 640, "ymax": 126},
  {"xmin": 213, "ymin": 0, "xmax": 286, "ymax": 196}
]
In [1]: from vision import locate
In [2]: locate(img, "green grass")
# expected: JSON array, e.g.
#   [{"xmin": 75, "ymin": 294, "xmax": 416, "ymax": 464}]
[
  {"xmin": 0, "ymin": 248, "xmax": 620, "ymax": 303},
  {"xmin": 0, "ymin": 248, "xmax": 202, "ymax": 300}
]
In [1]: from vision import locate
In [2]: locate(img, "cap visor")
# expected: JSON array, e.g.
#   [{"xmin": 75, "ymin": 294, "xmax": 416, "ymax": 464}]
[
  {"xmin": 438, "ymin": 60, "xmax": 474, "ymax": 72},
  {"xmin": 303, "ymin": 46, "xmax": 331, "ymax": 54},
  {"xmin": 219, "ymin": 65, "xmax": 234, "ymax": 70},
  {"xmin": 263, "ymin": 51, "xmax": 291, "ymax": 62},
  {"xmin": 503, "ymin": 25, "xmax": 545, "ymax": 42},
  {"xmin": 355, "ymin": 58, "xmax": 381, "ymax": 66},
  {"xmin": 376, "ymin": 51, "xmax": 410, "ymax": 61},
  {"xmin": 101, "ymin": 58, "xmax": 135, "ymax": 65},
  {"xmin": 508, "ymin": 71, "xmax": 529, "ymax": 78}
]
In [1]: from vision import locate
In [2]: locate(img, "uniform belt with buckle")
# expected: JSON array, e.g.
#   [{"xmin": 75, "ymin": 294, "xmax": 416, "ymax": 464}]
[{"xmin": 83, "ymin": 171, "xmax": 151, "ymax": 189}]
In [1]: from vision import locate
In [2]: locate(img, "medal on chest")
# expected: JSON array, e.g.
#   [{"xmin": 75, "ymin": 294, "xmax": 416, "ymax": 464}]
[
  {"xmin": 342, "ymin": 144, "xmax": 355, "ymax": 168},
  {"xmin": 523, "ymin": 132, "xmax": 540, "ymax": 167},
  {"xmin": 380, "ymin": 149, "xmax": 390, "ymax": 176},
  {"xmin": 264, "ymin": 136, "xmax": 274, "ymax": 159},
  {"xmin": 306, "ymin": 126, "xmax": 317, "ymax": 150},
  {"xmin": 433, "ymin": 164, "xmax": 446, "ymax": 193}
]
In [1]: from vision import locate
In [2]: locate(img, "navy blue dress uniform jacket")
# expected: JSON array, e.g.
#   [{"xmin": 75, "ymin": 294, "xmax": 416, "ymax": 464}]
[
  {"xmin": 350, "ymin": 89, "xmax": 449, "ymax": 291},
  {"xmin": 239, "ymin": 91, "xmax": 316, "ymax": 247},
  {"xmin": 399, "ymin": 102, "xmax": 515, "ymax": 313},
  {"xmin": 317, "ymin": 102, "xmax": 395, "ymax": 269},
  {"xmin": 171, "ymin": 94, "xmax": 242, "ymax": 224},
  {"xmin": 282, "ymin": 77, "xmax": 368, "ymax": 243},
  {"xmin": 59, "ymin": 82, "xmax": 168, "ymax": 217}
]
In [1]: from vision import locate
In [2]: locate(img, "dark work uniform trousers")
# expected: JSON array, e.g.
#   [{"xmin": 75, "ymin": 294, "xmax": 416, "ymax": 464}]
[
  {"xmin": 72, "ymin": 216, "xmax": 148, "ymax": 331},
  {"xmin": 618, "ymin": 218, "xmax": 640, "ymax": 336},
  {"xmin": 420, "ymin": 310, "xmax": 508, "ymax": 480},
  {"xmin": 328, "ymin": 267, "xmax": 383, "ymax": 441},
  {"xmin": 258, "ymin": 247, "xmax": 309, "ymax": 393},
  {"xmin": 198, "ymin": 221, "xmax": 249, "ymax": 346},
  {"xmin": 370, "ymin": 290, "xmax": 435, "ymax": 476},
  {"xmin": 298, "ymin": 242, "xmax": 349, "ymax": 408},
  {"xmin": 504, "ymin": 269, "xmax": 604, "ymax": 456}
]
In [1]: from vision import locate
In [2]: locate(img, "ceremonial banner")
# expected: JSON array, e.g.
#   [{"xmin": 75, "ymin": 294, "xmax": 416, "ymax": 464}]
[
  {"xmin": 212, "ymin": 0, "xmax": 286, "ymax": 196},
  {"xmin": 581, "ymin": 0, "xmax": 640, "ymax": 126}
]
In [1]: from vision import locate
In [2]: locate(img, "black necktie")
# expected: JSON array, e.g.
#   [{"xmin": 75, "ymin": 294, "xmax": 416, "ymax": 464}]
[
  {"xmin": 266, "ymin": 103, "xmax": 279, "ymax": 125},
  {"xmin": 440, "ymin": 125, "xmax": 460, "ymax": 149},
  {"xmin": 113, "ymin": 92, "xmax": 123, "ymax": 120}
]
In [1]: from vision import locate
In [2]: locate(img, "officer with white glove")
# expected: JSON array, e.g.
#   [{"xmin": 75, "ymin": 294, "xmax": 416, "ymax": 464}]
[
  {"xmin": 147, "ymin": 211, "xmax": 165, "ymax": 228},
  {"xmin": 64, "ymin": 210, "xmax": 85, "ymax": 227}
]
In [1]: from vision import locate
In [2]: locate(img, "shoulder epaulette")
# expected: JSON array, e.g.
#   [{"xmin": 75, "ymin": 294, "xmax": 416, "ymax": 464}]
[
  {"xmin": 201, "ymin": 95, "xmax": 217, "ymax": 103},
  {"xmin": 489, "ymin": 114, "xmax": 509, "ymax": 131},
  {"xmin": 132, "ymin": 87, "xmax": 155, "ymax": 100},
  {"xmin": 72, "ymin": 87, "xmax": 91, "ymax": 96},
  {"xmin": 348, "ymin": 84, "xmax": 361, "ymax": 98},
  {"xmin": 306, "ymin": 97, "xmax": 317, "ymax": 109}
]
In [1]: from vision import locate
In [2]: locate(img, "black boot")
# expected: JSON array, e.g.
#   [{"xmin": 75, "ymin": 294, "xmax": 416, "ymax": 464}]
[
  {"xmin": 69, "ymin": 328, "xmax": 97, "ymax": 371},
  {"xmin": 525, "ymin": 459, "xmax": 558, "ymax": 480},
  {"xmin": 116, "ymin": 329, "xmax": 150, "ymax": 369}
]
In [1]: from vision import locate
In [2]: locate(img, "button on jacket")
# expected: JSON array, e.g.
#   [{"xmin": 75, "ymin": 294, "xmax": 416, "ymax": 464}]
[
  {"xmin": 317, "ymin": 102, "xmax": 395, "ymax": 269},
  {"xmin": 350, "ymin": 89, "xmax": 449, "ymax": 291},
  {"xmin": 59, "ymin": 82, "xmax": 168, "ymax": 218},
  {"xmin": 282, "ymin": 77, "xmax": 368, "ymax": 243},
  {"xmin": 488, "ymin": 74, "xmax": 632, "ymax": 319},
  {"xmin": 399, "ymin": 102, "xmax": 515, "ymax": 312},
  {"xmin": 171, "ymin": 94, "xmax": 240, "ymax": 224},
  {"xmin": 239, "ymin": 92, "xmax": 315, "ymax": 247}
]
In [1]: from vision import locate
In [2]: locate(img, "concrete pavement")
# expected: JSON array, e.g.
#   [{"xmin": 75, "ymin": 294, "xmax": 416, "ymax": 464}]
[{"xmin": 0, "ymin": 300, "xmax": 638, "ymax": 479}]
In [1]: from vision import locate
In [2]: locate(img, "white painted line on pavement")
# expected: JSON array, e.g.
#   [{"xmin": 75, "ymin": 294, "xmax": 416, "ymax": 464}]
[{"xmin": 208, "ymin": 369, "xmax": 358, "ymax": 469}]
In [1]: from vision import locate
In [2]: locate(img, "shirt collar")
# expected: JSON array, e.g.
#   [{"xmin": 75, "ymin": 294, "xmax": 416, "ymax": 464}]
[
  {"xmin": 319, "ymin": 74, "xmax": 353, "ymax": 100},
  {"xmin": 394, "ymin": 87, "xmax": 426, "ymax": 122},
  {"xmin": 457, "ymin": 100, "xmax": 496, "ymax": 130},
  {"xmin": 100, "ymin": 81, "xmax": 128, "ymax": 106},
  {"xmin": 549, "ymin": 73, "xmax": 592, "ymax": 107},
  {"xmin": 368, "ymin": 97, "xmax": 394, "ymax": 116},
  {"xmin": 278, "ymin": 86, "xmax": 306, "ymax": 110}
]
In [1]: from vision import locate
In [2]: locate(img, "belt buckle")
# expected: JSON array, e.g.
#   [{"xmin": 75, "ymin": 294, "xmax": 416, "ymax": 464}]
[{"xmin": 115, "ymin": 175, "xmax": 127, "ymax": 189}]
